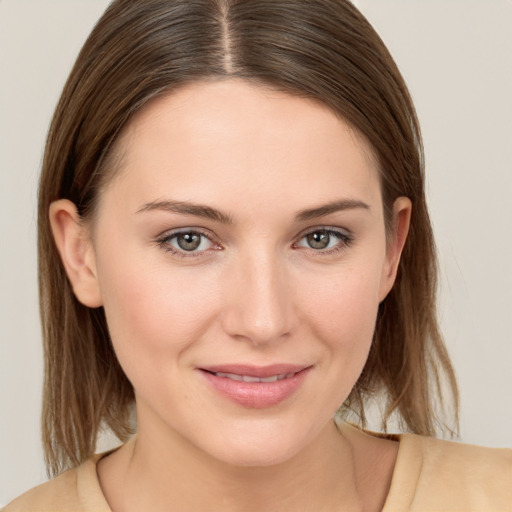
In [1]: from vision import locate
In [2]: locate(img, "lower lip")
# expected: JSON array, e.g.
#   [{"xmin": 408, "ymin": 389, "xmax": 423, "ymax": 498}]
[{"xmin": 200, "ymin": 368, "xmax": 311, "ymax": 409}]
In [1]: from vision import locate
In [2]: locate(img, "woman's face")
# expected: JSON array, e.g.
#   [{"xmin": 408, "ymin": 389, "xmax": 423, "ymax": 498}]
[{"xmin": 60, "ymin": 79, "xmax": 409, "ymax": 467}]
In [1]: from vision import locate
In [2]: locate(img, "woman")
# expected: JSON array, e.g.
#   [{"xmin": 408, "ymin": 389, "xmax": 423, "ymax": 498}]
[{"xmin": 4, "ymin": 0, "xmax": 510, "ymax": 510}]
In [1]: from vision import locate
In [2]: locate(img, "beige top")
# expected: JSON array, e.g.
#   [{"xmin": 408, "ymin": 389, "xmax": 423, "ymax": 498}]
[{"xmin": 4, "ymin": 433, "xmax": 511, "ymax": 511}]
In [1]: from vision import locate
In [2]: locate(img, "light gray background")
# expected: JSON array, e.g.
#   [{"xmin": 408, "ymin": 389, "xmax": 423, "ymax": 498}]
[{"xmin": 1, "ymin": 0, "xmax": 511, "ymax": 505}]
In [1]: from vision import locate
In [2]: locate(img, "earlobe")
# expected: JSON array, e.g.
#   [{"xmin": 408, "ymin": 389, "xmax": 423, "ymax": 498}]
[
  {"xmin": 378, "ymin": 197, "xmax": 412, "ymax": 302},
  {"xmin": 49, "ymin": 199, "xmax": 103, "ymax": 308}
]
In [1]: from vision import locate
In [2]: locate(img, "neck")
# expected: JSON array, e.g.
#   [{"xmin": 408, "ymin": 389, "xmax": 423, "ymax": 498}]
[{"xmin": 99, "ymin": 417, "xmax": 366, "ymax": 512}]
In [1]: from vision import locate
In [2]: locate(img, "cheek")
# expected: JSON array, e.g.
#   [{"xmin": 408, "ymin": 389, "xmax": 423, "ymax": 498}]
[
  {"xmin": 95, "ymin": 251, "xmax": 222, "ymax": 374},
  {"xmin": 296, "ymin": 259, "xmax": 383, "ymax": 386},
  {"xmin": 284, "ymin": 262, "xmax": 382, "ymax": 418},
  {"xmin": 300, "ymin": 260, "xmax": 382, "ymax": 339}
]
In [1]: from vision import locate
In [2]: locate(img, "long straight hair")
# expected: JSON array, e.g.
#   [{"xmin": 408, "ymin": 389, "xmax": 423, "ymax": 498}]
[{"xmin": 38, "ymin": 0, "xmax": 458, "ymax": 476}]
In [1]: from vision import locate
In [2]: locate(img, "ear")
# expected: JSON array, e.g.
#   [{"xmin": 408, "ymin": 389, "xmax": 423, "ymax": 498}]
[
  {"xmin": 49, "ymin": 199, "xmax": 103, "ymax": 308},
  {"xmin": 378, "ymin": 196, "xmax": 412, "ymax": 302}
]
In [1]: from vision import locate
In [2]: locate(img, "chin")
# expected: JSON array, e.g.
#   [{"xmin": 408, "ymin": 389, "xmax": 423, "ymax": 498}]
[
  {"xmin": 213, "ymin": 443, "xmax": 300, "ymax": 468},
  {"xmin": 199, "ymin": 419, "xmax": 319, "ymax": 469}
]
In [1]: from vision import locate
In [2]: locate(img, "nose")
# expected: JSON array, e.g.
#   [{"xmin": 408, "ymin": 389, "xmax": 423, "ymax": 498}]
[{"xmin": 221, "ymin": 250, "xmax": 295, "ymax": 346}]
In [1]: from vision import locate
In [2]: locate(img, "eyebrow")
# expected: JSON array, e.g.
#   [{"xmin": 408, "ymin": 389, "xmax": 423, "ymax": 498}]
[
  {"xmin": 294, "ymin": 199, "xmax": 370, "ymax": 222},
  {"xmin": 136, "ymin": 198, "xmax": 369, "ymax": 224},
  {"xmin": 136, "ymin": 200, "xmax": 234, "ymax": 224}
]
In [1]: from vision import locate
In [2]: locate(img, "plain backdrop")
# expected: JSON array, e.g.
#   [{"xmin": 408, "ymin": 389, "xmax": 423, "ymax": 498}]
[{"xmin": 1, "ymin": 0, "xmax": 511, "ymax": 505}]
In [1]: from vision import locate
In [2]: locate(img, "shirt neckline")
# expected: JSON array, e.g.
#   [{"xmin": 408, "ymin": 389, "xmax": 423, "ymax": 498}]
[{"xmin": 83, "ymin": 430, "xmax": 421, "ymax": 512}]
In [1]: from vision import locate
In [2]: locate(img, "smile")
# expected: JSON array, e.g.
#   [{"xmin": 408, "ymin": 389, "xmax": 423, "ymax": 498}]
[
  {"xmin": 199, "ymin": 365, "xmax": 312, "ymax": 409},
  {"xmin": 210, "ymin": 371, "xmax": 296, "ymax": 383}
]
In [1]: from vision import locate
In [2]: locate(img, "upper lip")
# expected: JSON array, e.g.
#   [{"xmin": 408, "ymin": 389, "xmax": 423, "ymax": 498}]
[{"xmin": 199, "ymin": 364, "xmax": 311, "ymax": 378}]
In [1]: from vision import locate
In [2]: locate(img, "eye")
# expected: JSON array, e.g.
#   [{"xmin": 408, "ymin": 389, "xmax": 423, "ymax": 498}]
[
  {"xmin": 295, "ymin": 228, "xmax": 353, "ymax": 252},
  {"xmin": 157, "ymin": 229, "xmax": 219, "ymax": 256}
]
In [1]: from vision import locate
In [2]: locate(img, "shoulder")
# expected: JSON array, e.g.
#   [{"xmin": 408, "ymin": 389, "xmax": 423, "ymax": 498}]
[
  {"xmin": 409, "ymin": 434, "xmax": 512, "ymax": 486},
  {"xmin": 385, "ymin": 434, "xmax": 512, "ymax": 511},
  {"xmin": 3, "ymin": 455, "xmax": 111, "ymax": 512},
  {"xmin": 3, "ymin": 468, "xmax": 81, "ymax": 512}
]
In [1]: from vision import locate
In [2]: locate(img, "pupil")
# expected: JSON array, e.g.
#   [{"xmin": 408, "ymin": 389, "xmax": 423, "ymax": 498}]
[
  {"xmin": 177, "ymin": 233, "xmax": 201, "ymax": 251},
  {"xmin": 307, "ymin": 231, "xmax": 329, "ymax": 249}
]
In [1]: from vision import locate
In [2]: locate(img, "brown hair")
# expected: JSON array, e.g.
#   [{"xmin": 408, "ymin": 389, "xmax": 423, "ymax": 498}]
[{"xmin": 39, "ymin": 0, "xmax": 458, "ymax": 476}]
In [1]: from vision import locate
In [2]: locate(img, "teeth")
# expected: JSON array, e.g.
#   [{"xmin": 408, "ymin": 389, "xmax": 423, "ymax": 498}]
[
  {"xmin": 213, "ymin": 372, "xmax": 293, "ymax": 382},
  {"xmin": 260, "ymin": 375, "xmax": 279, "ymax": 383},
  {"xmin": 215, "ymin": 372, "xmax": 242, "ymax": 381},
  {"xmin": 242, "ymin": 375, "xmax": 261, "ymax": 383}
]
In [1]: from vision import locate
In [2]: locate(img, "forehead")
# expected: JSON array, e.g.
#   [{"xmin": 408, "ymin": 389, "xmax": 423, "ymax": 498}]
[{"xmin": 101, "ymin": 79, "xmax": 381, "ymax": 217}]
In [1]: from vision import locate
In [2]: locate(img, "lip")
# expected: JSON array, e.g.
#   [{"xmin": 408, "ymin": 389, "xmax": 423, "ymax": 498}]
[
  {"xmin": 201, "ymin": 364, "xmax": 308, "ymax": 378},
  {"xmin": 198, "ymin": 364, "xmax": 312, "ymax": 409}
]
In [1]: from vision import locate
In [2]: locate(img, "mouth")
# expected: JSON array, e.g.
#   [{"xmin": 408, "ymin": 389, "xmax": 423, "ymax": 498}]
[
  {"xmin": 206, "ymin": 371, "xmax": 296, "ymax": 383},
  {"xmin": 198, "ymin": 364, "xmax": 312, "ymax": 409}
]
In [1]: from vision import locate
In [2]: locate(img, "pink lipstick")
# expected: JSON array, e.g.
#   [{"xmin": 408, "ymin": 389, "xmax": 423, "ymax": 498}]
[{"xmin": 199, "ymin": 364, "xmax": 311, "ymax": 409}]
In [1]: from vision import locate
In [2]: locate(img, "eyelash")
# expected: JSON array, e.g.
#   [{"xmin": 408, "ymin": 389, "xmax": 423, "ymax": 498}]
[
  {"xmin": 293, "ymin": 227, "xmax": 354, "ymax": 255},
  {"xmin": 156, "ymin": 229, "xmax": 219, "ymax": 258},
  {"xmin": 155, "ymin": 227, "xmax": 354, "ymax": 258}
]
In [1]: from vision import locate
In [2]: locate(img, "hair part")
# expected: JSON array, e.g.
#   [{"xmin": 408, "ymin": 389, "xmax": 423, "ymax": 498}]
[{"xmin": 39, "ymin": 0, "xmax": 458, "ymax": 477}]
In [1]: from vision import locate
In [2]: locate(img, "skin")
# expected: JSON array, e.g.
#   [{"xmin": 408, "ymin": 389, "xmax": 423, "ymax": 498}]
[{"xmin": 50, "ymin": 79, "xmax": 411, "ymax": 511}]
